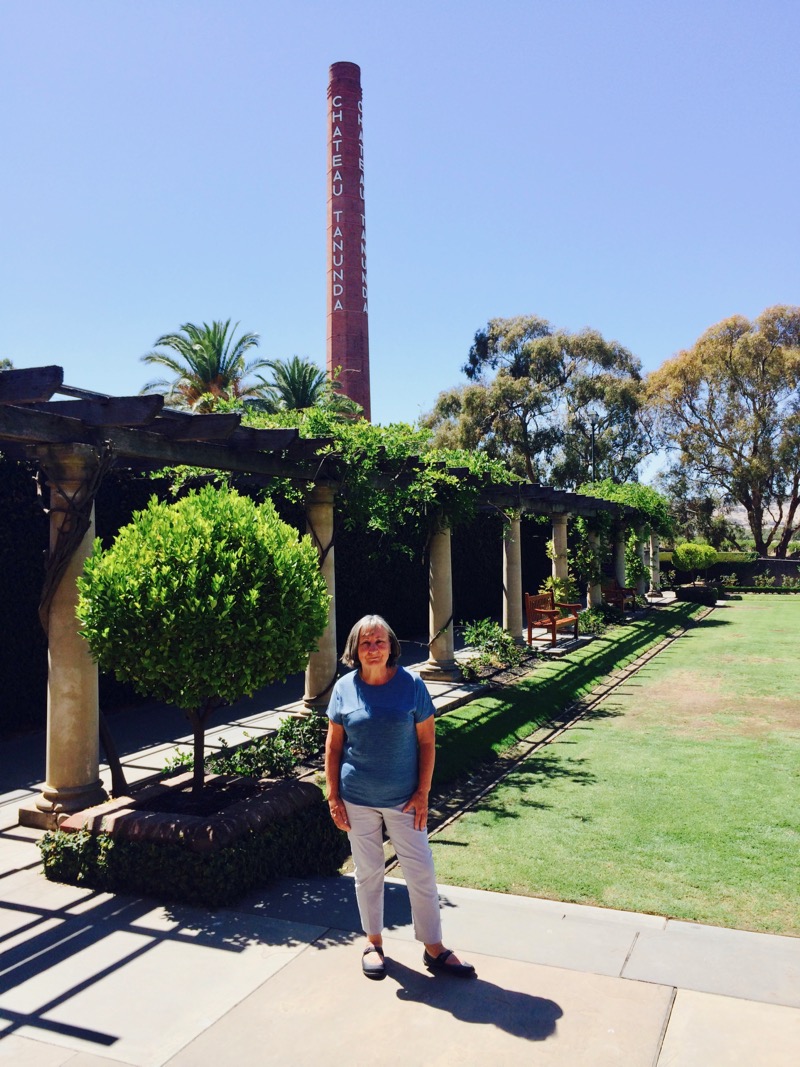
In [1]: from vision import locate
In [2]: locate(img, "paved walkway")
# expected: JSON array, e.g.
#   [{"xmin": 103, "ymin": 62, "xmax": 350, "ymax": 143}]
[{"xmin": 1, "ymin": 636, "xmax": 798, "ymax": 1064}]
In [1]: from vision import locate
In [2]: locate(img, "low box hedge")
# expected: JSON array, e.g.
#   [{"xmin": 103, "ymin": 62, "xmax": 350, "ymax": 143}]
[
  {"xmin": 730, "ymin": 586, "xmax": 800, "ymax": 595},
  {"xmin": 39, "ymin": 781, "xmax": 349, "ymax": 908},
  {"xmin": 675, "ymin": 585, "xmax": 719, "ymax": 606}
]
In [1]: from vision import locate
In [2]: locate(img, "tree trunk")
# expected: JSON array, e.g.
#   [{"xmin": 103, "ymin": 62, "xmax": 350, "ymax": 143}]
[
  {"xmin": 774, "ymin": 486, "xmax": 800, "ymax": 558},
  {"xmin": 185, "ymin": 707, "xmax": 208, "ymax": 796}
]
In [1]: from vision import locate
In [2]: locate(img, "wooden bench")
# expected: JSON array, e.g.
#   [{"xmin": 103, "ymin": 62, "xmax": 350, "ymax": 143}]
[
  {"xmin": 601, "ymin": 578, "xmax": 636, "ymax": 611},
  {"xmin": 525, "ymin": 591, "xmax": 581, "ymax": 647}
]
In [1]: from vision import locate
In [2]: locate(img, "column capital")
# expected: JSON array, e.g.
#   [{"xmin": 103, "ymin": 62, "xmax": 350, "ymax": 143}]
[
  {"xmin": 33, "ymin": 442, "xmax": 104, "ymax": 485},
  {"xmin": 305, "ymin": 481, "xmax": 338, "ymax": 507}
]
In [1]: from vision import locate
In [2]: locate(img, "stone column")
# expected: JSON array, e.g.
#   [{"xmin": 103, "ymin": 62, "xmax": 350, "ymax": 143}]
[
  {"xmin": 587, "ymin": 529, "xmax": 603, "ymax": 607},
  {"xmin": 303, "ymin": 484, "xmax": 338, "ymax": 708},
  {"xmin": 649, "ymin": 532, "xmax": 661, "ymax": 593},
  {"xmin": 502, "ymin": 513, "xmax": 524, "ymax": 643},
  {"xmin": 613, "ymin": 525, "xmax": 627, "ymax": 588},
  {"xmin": 635, "ymin": 526, "xmax": 648, "ymax": 596},
  {"xmin": 25, "ymin": 444, "xmax": 107, "ymax": 827},
  {"xmin": 420, "ymin": 523, "xmax": 460, "ymax": 682},
  {"xmin": 551, "ymin": 513, "xmax": 569, "ymax": 581}
]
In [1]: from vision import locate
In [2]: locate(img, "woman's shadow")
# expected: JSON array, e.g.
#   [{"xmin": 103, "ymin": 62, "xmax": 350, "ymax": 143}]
[{"xmin": 386, "ymin": 958, "xmax": 563, "ymax": 1042}]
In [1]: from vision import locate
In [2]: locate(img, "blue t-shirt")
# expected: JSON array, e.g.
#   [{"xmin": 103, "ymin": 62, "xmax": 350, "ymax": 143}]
[{"xmin": 327, "ymin": 665, "xmax": 435, "ymax": 808}]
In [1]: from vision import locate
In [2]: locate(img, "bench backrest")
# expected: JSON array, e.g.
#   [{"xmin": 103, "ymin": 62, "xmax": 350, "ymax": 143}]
[{"xmin": 525, "ymin": 591, "xmax": 555, "ymax": 618}]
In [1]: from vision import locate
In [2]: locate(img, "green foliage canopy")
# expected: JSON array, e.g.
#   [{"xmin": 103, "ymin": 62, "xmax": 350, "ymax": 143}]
[
  {"xmin": 243, "ymin": 406, "xmax": 518, "ymax": 550},
  {"xmin": 672, "ymin": 542, "xmax": 719, "ymax": 579},
  {"xmin": 252, "ymin": 356, "xmax": 362, "ymax": 414},
  {"xmin": 140, "ymin": 319, "xmax": 269, "ymax": 411},
  {"xmin": 77, "ymin": 485, "xmax": 328, "ymax": 710},
  {"xmin": 648, "ymin": 306, "xmax": 800, "ymax": 558},
  {"xmin": 578, "ymin": 478, "xmax": 674, "ymax": 538},
  {"xmin": 423, "ymin": 315, "xmax": 653, "ymax": 487}
]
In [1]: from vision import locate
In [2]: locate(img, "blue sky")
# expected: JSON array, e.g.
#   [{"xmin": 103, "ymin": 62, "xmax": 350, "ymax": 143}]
[{"xmin": 2, "ymin": 0, "xmax": 798, "ymax": 434}]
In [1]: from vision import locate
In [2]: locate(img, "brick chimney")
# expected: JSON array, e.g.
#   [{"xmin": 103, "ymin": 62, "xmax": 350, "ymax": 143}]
[{"xmin": 327, "ymin": 61, "xmax": 370, "ymax": 420}]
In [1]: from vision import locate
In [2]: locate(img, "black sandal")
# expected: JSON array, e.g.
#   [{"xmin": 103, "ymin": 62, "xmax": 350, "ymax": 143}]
[
  {"xmin": 423, "ymin": 948, "xmax": 477, "ymax": 978},
  {"xmin": 362, "ymin": 944, "xmax": 386, "ymax": 980}
]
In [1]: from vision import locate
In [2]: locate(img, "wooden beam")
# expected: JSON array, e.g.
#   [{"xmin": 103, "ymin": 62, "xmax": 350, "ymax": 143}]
[
  {"xmin": 282, "ymin": 437, "xmax": 335, "ymax": 461},
  {"xmin": 27, "ymin": 396, "xmax": 164, "ymax": 426},
  {"xmin": 227, "ymin": 426, "xmax": 300, "ymax": 451},
  {"xmin": 147, "ymin": 413, "xmax": 241, "ymax": 441},
  {"xmin": 0, "ymin": 403, "xmax": 87, "ymax": 444},
  {"xmin": 0, "ymin": 366, "xmax": 64, "ymax": 404},
  {"xmin": 91, "ymin": 425, "xmax": 341, "ymax": 480}
]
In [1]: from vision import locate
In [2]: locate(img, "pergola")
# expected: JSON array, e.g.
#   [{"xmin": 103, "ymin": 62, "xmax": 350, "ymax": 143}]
[{"xmin": 0, "ymin": 365, "xmax": 657, "ymax": 827}]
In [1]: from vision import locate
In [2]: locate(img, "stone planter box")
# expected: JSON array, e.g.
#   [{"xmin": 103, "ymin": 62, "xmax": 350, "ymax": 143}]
[
  {"xmin": 41, "ymin": 772, "xmax": 350, "ymax": 907},
  {"xmin": 58, "ymin": 771, "xmax": 321, "ymax": 853}
]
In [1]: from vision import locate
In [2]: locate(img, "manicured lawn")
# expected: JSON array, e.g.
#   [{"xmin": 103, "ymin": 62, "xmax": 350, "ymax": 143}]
[
  {"xmin": 430, "ymin": 595, "xmax": 800, "ymax": 935},
  {"xmin": 434, "ymin": 601, "xmax": 701, "ymax": 784}
]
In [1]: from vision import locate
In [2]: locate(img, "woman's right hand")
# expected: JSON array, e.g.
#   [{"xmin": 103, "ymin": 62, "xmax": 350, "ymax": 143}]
[{"xmin": 328, "ymin": 796, "xmax": 351, "ymax": 831}]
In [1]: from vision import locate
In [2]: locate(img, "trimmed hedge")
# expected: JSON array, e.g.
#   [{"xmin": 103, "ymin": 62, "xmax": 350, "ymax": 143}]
[
  {"xmin": 728, "ymin": 587, "xmax": 800, "ymax": 595},
  {"xmin": 660, "ymin": 550, "xmax": 757, "ymax": 565},
  {"xmin": 676, "ymin": 585, "xmax": 719, "ymax": 606},
  {"xmin": 39, "ymin": 799, "xmax": 349, "ymax": 908}
]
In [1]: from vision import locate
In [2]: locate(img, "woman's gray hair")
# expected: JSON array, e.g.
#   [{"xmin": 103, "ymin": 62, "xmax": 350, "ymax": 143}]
[{"xmin": 341, "ymin": 614, "xmax": 402, "ymax": 669}]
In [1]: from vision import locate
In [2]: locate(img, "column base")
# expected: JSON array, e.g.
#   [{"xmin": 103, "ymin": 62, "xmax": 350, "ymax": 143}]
[
  {"xmin": 302, "ymin": 694, "xmax": 332, "ymax": 711},
  {"xmin": 20, "ymin": 779, "xmax": 108, "ymax": 829},
  {"xmin": 419, "ymin": 660, "xmax": 462, "ymax": 683}
]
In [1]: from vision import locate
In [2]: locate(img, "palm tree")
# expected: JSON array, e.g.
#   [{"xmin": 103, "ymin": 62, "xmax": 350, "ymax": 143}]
[
  {"xmin": 256, "ymin": 356, "xmax": 329, "ymax": 410},
  {"xmin": 141, "ymin": 320, "xmax": 269, "ymax": 411}
]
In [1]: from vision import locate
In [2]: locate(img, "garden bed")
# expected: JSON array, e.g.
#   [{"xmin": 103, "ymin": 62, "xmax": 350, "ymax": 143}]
[{"xmin": 39, "ymin": 771, "xmax": 349, "ymax": 907}]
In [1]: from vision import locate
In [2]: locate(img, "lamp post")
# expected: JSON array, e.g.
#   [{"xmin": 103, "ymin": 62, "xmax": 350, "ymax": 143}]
[{"xmin": 587, "ymin": 409, "xmax": 599, "ymax": 483}]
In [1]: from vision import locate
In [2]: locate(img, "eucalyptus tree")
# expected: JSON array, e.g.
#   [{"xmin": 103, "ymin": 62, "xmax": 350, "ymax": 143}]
[
  {"xmin": 423, "ymin": 315, "xmax": 653, "ymax": 487},
  {"xmin": 648, "ymin": 306, "xmax": 800, "ymax": 557},
  {"xmin": 140, "ymin": 319, "xmax": 268, "ymax": 411}
]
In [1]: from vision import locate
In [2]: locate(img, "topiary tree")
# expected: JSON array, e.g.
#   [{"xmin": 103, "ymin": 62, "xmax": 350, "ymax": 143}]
[
  {"xmin": 671, "ymin": 542, "xmax": 718, "ymax": 585},
  {"xmin": 77, "ymin": 485, "xmax": 329, "ymax": 794}
]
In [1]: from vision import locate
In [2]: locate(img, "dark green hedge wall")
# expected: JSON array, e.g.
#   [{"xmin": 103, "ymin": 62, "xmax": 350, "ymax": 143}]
[{"xmin": 0, "ymin": 456, "xmax": 48, "ymax": 736}]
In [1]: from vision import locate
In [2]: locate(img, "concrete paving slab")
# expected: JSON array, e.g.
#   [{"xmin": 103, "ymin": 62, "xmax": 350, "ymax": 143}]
[
  {"xmin": 0, "ymin": 825, "xmax": 44, "ymax": 876},
  {"xmin": 657, "ymin": 989, "xmax": 800, "ymax": 1066},
  {"xmin": 417, "ymin": 881, "xmax": 647, "ymax": 977},
  {"xmin": 165, "ymin": 933, "xmax": 674, "ymax": 1067},
  {"xmin": 0, "ymin": 900, "xmax": 328, "ymax": 1067},
  {"xmin": 625, "ymin": 920, "xmax": 800, "ymax": 1008},
  {"xmin": 241, "ymin": 876, "xmax": 663, "ymax": 978},
  {"xmin": 0, "ymin": 1034, "xmax": 76, "ymax": 1064}
]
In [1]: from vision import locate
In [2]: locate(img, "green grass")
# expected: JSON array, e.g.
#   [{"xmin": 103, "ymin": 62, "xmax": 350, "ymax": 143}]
[
  {"xmin": 431, "ymin": 596, "xmax": 800, "ymax": 935},
  {"xmin": 434, "ymin": 601, "xmax": 701, "ymax": 784}
]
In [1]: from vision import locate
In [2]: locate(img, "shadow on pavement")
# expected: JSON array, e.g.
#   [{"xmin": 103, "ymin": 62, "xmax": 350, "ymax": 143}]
[{"xmin": 387, "ymin": 957, "xmax": 563, "ymax": 1041}]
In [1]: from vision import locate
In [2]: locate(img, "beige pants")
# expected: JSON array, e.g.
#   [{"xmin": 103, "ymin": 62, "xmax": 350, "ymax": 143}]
[{"xmin": 343, "ymin": 800, "xmax": 443, "ymax": 944}]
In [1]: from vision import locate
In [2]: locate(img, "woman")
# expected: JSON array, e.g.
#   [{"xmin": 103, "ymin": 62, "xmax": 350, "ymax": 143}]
[{"xmin": 325, "ymin": 614, "xmax": 476, "ymax": 981}]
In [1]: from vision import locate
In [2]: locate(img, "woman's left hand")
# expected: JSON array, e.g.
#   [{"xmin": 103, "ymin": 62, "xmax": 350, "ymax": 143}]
[{"xmin": 402, "ymin": 789, "xmax": 430, "ymax": 831}]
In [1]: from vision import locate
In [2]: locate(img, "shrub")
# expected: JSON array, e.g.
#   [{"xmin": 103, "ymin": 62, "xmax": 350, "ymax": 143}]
[
  {"xmin": 460, "ymin": 618, "xmax": 525, "ymax": 680},
  {"xmin": 538, "ymin": 574, "xmax": 580, "ymax": 604},
  {"xmin": 165, "ymin": 714, "xmax": 327, "ymax": 779},
  {"xmin": 676, "ymin": 585, "xmax": 718, "ymax": 606},
  {"xmin": 577, "ymin": 607, "xmax": 609, "ymax": 635},
  {"xmin": 718, "ymin": 573, "xmax": 739, "ymax": 587},
  {"xmin": 77, "ymin": 485, "xmax": 329, "ymax": 793},
  {"xmin": 753, "ymin": 573, "xmax": 777, "ymax": 588},
  {"xmin": 672, "ymin": 543, "xmax": 718, "ymax": 584}
]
